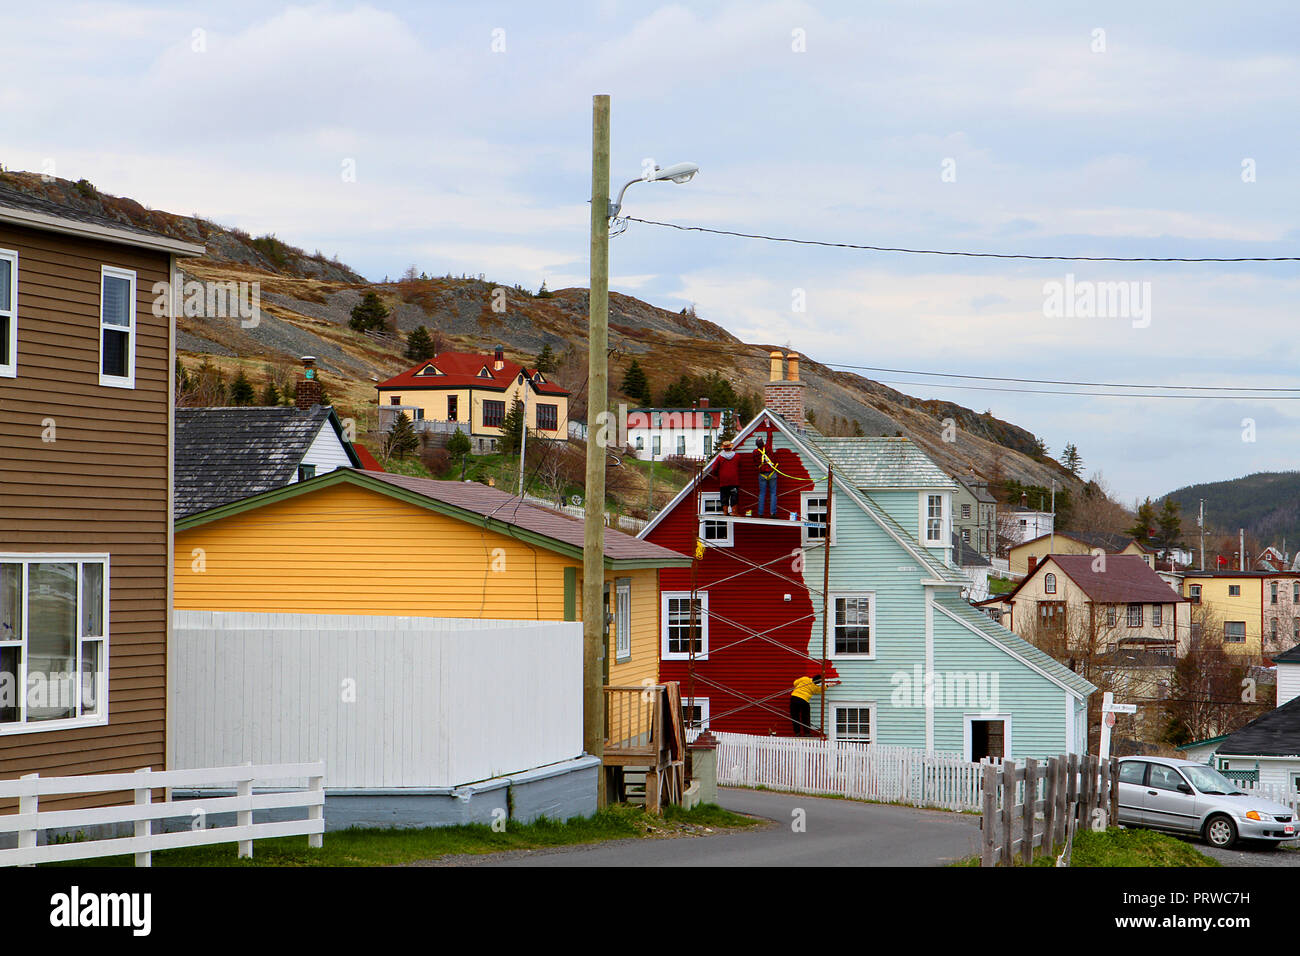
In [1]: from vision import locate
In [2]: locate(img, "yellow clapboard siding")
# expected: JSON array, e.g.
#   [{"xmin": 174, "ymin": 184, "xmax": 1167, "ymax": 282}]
[{"xmin": 175, "ymin": 483, "xmax": 661, "ymax": 683}]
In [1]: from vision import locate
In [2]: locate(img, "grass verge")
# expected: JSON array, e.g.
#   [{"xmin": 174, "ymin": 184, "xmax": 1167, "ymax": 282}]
[
  {"xmin": 43, "ymin": 803, "xmax": 759, "ymax": 868},
  {"xmin": 951, "ymin": 827, "xmax": 1220, "ymax": 867}
]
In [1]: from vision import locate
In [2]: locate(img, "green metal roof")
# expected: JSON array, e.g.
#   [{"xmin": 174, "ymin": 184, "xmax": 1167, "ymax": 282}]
[
  {"xmin": 807, "ymin": 436, "xmax": 959, "ymax": 491},
  {"xmin": 934, "ymin": 593, "xmax": 1098, "ymax": 698}
]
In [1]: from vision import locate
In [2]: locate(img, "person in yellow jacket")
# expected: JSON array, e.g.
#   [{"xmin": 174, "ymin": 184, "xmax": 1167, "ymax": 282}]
[{"xmin": 790, "ymin": 673, "xmax": 825, "ymax": 737}]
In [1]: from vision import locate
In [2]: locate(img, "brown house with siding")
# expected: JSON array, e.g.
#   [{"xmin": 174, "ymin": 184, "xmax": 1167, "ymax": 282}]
[{"xmin": 0, "ymin": 185, "xmax": 202, "ymax": 806}]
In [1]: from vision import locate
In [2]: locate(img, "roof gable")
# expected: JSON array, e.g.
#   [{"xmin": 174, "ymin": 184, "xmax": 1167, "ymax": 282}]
[
  {"xmin": 376, "ymin": 351, "xmax": 569, "ymax": 396},
  {"xmin": 1010, "ymin": 554, "xmax": 1185, "ymax": 605},
  {"xmin": 174, "ymin": 405, "xmax": 360, "ymax": 518}
]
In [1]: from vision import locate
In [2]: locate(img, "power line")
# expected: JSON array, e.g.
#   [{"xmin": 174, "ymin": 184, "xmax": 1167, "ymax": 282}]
[
  {"xmin": 623, "ymin": 216, "xmax": 1300, "ymax": 263},
  {"xmin": 612, "ymin": 333, "xmax": 1300, "ymax": 400}
]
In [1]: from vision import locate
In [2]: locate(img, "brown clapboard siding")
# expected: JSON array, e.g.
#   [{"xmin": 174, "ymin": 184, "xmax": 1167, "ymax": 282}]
[{"xmin": 0, "ymin": 218, "xmax": 173, "ymax": 805}]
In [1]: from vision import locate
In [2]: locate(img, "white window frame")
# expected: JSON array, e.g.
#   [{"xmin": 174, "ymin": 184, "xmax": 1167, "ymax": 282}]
[
  {"xmin": 1152, "ymin": 604, "xmax": 1162, "ymax": 627},
  {"xmin": 652, "ymin": 435, "xmax": 661, "ymax": 457},
  {"xmin": 828, "ymin": 591, "xmax": 875, "ymax": 660},
  {"xmin": 698, "ymin": 492, "xmax": 733, "ymax": 547},
  {"xmin": 683, "ymin": 696, "xmax": 710, "ymax": 732},
  {"xmin": 1224, "ymin": 621, "xmax": 1246, "ymax": 644},
  {"xmin": 99, "ymin": 265, "xmax": 137, "ymax": 388},
  {"xmin": 615, "ymin": 577, "xmax": 632, "ymax": 662},
  {"xmin": 676, "ymin": 434, "xmax": 686, "ymax": 456},
  {"xmin": 661, "ymin": 591, "xmax": 707, "ymax": 660},
  {"xmin": 1044, "ymin": 572, "xmax": 1056, "ymax": 594},
  {"xmin": 1126, "ymin": 603, "xmax": 1143, "ymax": 628},
  {"xmin": 0, "ymin": 247, "xmax": 16, "ymax": 377},
  {"xmin": 0, "ymin": 553, "xmax": 110, "ymax": 735},
  {"xmin": 829, "ymin": 702, "xmax": 875, "ymax": 745},
  {"xmin": 920, "ymin": 492, "xmax": 947, "ymax": 546},
  {"xmin": 800, "ymin": 491, "xmax": 836, "ymax": 546},
  {"xmin": 963, "ymin": 713, "xmax": 1013, "ymax": 762}
]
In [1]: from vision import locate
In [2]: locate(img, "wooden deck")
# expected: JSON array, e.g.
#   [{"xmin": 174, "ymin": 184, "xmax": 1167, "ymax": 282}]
[{"xmin": 603, "ymin": 684, "xmax": 686, "ymax": 812}]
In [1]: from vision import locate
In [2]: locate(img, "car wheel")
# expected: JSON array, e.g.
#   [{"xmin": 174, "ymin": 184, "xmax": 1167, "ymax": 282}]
[{"xmin": 1204, "ymin": 814, "xmax": 1238, "ymax": 849}]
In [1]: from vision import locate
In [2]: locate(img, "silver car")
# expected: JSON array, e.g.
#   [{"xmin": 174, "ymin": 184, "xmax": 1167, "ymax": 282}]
[{"xmin": 1116, "ymin": 756, "xmax": 1297, "ymax": 849}]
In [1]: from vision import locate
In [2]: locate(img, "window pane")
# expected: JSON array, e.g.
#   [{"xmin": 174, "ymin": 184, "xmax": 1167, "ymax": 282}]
[
  {"xmin": 0, "ymin": 257, "xmax": 10, "ymax": 311},
  {"xmin": 82, "ymin": 563, "xmax": 104, "ymax": 637},
  {"xmin": 102, "ymin": 274, "xmax": 131, "ymax": 327},
  {"xmin": 0, "ymin": 563, "xmax": 20, "ymax": 640},
  {"xmin": 80, "ymin": 640, "xmax": 103, "ymax": 717},
  {"xmin": 27, "ymin": 562, "xmax": 77, "ymax": 721},
  {"xmin": 102, "ymin": 327, "xmax": 129, "ymax": 377},
  {"xmin": 0, "ymin": 645, "xmax": 18, "ymax": 723},
  {"xmin": 0, "ymin": 314, "xmax": 8, "ymax": 366}
]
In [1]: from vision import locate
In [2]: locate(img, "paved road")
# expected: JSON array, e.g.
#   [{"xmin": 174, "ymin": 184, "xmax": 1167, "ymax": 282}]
[
  {"xmin": 461, "ymin": 788, "xmax": 984, "ymax": 867},
  {"xmin": 1195, "ymin": 840, "xmax": 1300, "ymax": 867}
]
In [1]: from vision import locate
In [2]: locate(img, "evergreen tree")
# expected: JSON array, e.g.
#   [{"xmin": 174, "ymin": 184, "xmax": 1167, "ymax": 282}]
[
  {"xmin": 734, "ymin": 393, "xmax": 757, "ymax": 430},
  {"xmin": 384, "ymin": 412, "xmax": 419, "ymax": 460},
  {"xmin": 621, "ymin": 359, "xmax": 652, "ymax": 405},
  {"xmin": 660, "ymin": 375, "xmax": 693, "ymax": 408},
  {"xmin": 500, "ymin": 398, "xmax": 526, "ymax": 454},
  {"xmin": 1061, "ymin": 442, "xmax": 1083, "ymax": 476},
  {"xmin": 535, "ymin": 343, "xmax": 557, "ymax": 375},
  {"xmin": 259, "ymin": 381, "xmax": 280, "ymax": 406},
  {"xmin": 1155, "ymin": 498, "xmax": 1184, "ymax": 558},
  {"xmin": 446, "ymin": 428, "xmax": 471, "ymax": 463},
  {"xmin": 536, "ymin": 280, "xmax": 554, "ymax": 298},
  {"xmin": 349, "ymin": 291, "xmax": 391, "ymax": 332},
  {"xmin": 229, "ymin": 369, "xmax": 256, "ymax": 406},
  {"xmin": 1127, "ymin": 497, "xmax": 1160, "ymax": 544},
  {"xmin": 406, "ymin": 325, "xmax": 436, "ymax": 361}
]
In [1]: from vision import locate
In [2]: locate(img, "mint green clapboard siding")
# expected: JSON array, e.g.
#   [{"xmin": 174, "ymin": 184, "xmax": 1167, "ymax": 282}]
[
  {"xmin": 931, "ymin": 601, "xmax": 1067, "ymax": 758},
  {"xmin": 803, "ymin": 481, "xmax": 1076, "ymax": 758}
]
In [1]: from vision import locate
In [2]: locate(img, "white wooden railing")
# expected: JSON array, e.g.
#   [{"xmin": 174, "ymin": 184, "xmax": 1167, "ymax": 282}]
[
  {"xmin": 0, "ymin": 761, "xmax": 325, "ymax": 867},
  {"xmin": 712, "ymin": 732, "xmax": 984, "ymax": 811}
]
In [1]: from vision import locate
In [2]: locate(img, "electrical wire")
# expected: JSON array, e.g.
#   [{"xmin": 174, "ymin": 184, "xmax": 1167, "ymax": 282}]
[{"xmin": 623, "ymin": 216, "xmax": 1300, "ymax": 262}]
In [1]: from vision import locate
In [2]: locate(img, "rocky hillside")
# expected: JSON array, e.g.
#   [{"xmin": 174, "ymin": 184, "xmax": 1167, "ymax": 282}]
[{"xmin": 0, "ymin": 170, "xmax": 1077, "ymax": 493}]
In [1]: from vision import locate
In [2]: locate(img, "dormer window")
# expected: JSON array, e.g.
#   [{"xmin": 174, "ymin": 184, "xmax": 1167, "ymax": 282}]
[
  {"xmin": 417, "ymin": 364, "xmax": 440, "ymax": 376},
  {"xmin": 478, "ymin": 367, "xmax": 492, "ymax": 379}
]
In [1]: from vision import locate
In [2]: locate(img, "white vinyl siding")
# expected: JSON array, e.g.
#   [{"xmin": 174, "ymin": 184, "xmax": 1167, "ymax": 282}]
[
  {"xmin": 0, "ymin": 248, "xmax": 16, "ymax": 377},
  {"xmin": 99, "ymin": 266, "xmax": 136, "ymax": 388}
]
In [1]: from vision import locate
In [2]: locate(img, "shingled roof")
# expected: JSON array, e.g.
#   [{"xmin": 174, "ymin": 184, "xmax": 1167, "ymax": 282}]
[
  {"xmin": 0, "ymin": 183, "xmax": 204, "ymax": 255},
  {"xmin": 1218, "ymin": 695, "xmax": 1300, "ymax": 757},
  {"xmin": 174, "ymin": 468, "xmax": 689, "ymax": 569},
  {"xmin": 806, "ymin": 436, "xmax": 958, "ymax": 491},
  {"xmin": 175, "ymin": 405, "xmax": 359, "ymax": 518},
  {"xmin": 1025, "ymin": 554, "xmax": 1185, "ymax": 604}
]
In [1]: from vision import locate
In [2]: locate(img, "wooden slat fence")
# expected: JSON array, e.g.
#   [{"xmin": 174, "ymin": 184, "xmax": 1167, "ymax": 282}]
[{"xmin": 980, "ymin": 754, "xmax": 1119, "ymax": 866}]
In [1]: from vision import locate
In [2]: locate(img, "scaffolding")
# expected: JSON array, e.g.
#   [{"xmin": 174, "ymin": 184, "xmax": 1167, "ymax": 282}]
[{"xmin": 683, "ymin": 449, "xmax": 836, "ymax": 738}]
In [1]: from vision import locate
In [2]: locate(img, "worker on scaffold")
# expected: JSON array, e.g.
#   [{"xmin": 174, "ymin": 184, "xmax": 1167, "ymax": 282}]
[
  {"xmin": 789, "ymin": 671, "xmax": 838, "ymax": 736},
  {"xmin": 753, "ymin": 437, "xmax": 778, "ymax": 517},
  {"xmin": 715, "ymin": 439, "xmax": 740, "ymax": 515}
]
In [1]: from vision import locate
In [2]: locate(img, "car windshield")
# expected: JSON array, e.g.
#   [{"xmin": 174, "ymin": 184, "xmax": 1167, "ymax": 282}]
[{"xmin": 1182, "ymin": 765, "xmax": 1247, "ymax": 796}]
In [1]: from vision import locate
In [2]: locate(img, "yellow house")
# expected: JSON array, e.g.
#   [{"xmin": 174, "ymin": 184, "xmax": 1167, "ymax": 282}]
[
  {"xmin": 1008, "ymin": 532, "xmax": 1153, "ymax": 578},
  {"xmin": 1179, "ymin": 572, "xmax": 1264, "ymax": 661},
  {"xmin": 173, "ymin": 469, "xmax": 689, "ymax": 687},
  {"xmin": 376, "ymin": 346, "xmax": 569, "ymax": 442}
]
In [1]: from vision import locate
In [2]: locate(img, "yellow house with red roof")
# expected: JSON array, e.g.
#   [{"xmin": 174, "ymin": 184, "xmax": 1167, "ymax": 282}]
[{"xmin": 377, "ymin": 345, "xmax": 569, "ymax": 442}]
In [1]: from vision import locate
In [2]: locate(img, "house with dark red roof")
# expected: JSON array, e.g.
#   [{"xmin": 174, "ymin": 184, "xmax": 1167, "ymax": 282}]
[
  {"xmin": 375, "ymin": 345, "xmax": 569, "ymax": 450},
  {"xmin": 986, "ymin": 553, "xmax": 1189, "ymax": 658}
]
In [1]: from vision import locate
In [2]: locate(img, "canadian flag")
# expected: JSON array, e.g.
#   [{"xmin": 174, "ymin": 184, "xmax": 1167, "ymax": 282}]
[{"xmin": 1217, "ymin": 555, "xmax": 1228, "ymax": 566}]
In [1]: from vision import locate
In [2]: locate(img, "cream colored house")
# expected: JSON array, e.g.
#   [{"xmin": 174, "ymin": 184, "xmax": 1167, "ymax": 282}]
[{"xmin": 1008, "ymin": 531, "xmax": 1154, "ymax": 578}]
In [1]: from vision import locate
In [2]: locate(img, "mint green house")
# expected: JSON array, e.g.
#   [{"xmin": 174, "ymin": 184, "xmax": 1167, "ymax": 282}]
[{"xmin": 641, "ymin": 396, "xmax": 1095, "ymax": 762}]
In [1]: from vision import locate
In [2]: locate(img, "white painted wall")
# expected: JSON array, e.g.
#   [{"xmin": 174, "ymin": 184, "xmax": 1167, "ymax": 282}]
[
  {"xmin": 172, "ymin": 610, "xmax": 582, "ymax": 788},
  {"xmin": 627, "ymin": 425, "xmax": 720, "ymax": 460},
  {"xmin": 1279, "ymin": 662, "xmax": 1300, "ymax": 707},
  {"xmin": 295, "ymin": 422, "xmax": 353, "ymax": 480}
]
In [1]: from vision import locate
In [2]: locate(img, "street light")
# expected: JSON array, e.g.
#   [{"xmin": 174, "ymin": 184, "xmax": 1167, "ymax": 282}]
[{"xmin": 609, "ymin": 162, "xmax": 700, "ymax": 218}]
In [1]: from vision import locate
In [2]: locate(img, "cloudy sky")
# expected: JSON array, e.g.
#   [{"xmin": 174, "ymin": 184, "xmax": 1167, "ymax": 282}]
[{"xmin": 7, "ymin": 1, "xmax": 1299, "ymax": 503}]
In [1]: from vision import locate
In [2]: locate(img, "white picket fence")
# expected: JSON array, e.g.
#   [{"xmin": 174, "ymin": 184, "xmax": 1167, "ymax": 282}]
[
  {"xmin": 0, "ymin": 762, "xmax": 325, "ymax": 867},
  {"xmin": 1234, "ymin": 780, "xmax": 1300, "ymax": 817},
  {"xmin": 712, "ymin": 732, "xmax": 985, "ymax": 811}
]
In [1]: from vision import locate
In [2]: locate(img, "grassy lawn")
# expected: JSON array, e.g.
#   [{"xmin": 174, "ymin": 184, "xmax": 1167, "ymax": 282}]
[
  {"xmin": 952, "ymin": 827, "xmax": 1220, "ymax": 867},
  {"xmin": 44, "ymin": 803, "xmax": 759, "ymax": 868}
]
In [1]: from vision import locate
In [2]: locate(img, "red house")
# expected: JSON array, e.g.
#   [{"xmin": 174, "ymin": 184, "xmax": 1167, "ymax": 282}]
[{"xmin": 640, "ymin": 351, "xmax": 839, "ymax": 736}]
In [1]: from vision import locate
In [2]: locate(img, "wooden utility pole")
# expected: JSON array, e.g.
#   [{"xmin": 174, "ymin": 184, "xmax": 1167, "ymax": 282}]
[{"xmin": 584, "ymin": 93, "xmax": 611, "ymax": 804}]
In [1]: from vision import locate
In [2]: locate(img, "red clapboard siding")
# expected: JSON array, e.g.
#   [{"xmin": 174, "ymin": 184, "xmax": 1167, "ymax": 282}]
[{"xmin": 648, "ymin": 430, "xmax": 839, "ymax": 736}]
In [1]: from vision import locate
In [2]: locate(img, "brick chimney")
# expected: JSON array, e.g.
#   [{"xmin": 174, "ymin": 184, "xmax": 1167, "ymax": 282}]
[
  {"xmin": 295, "ymin": 356, "xmax": 323, "ymax": 410},
  {"xmin": 493, "ymin": 345, "xmax": 505, "ymax": 371},
  {"xmin": 764, "ymin": 350, "xmax": 805, "ymax": 427}
]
